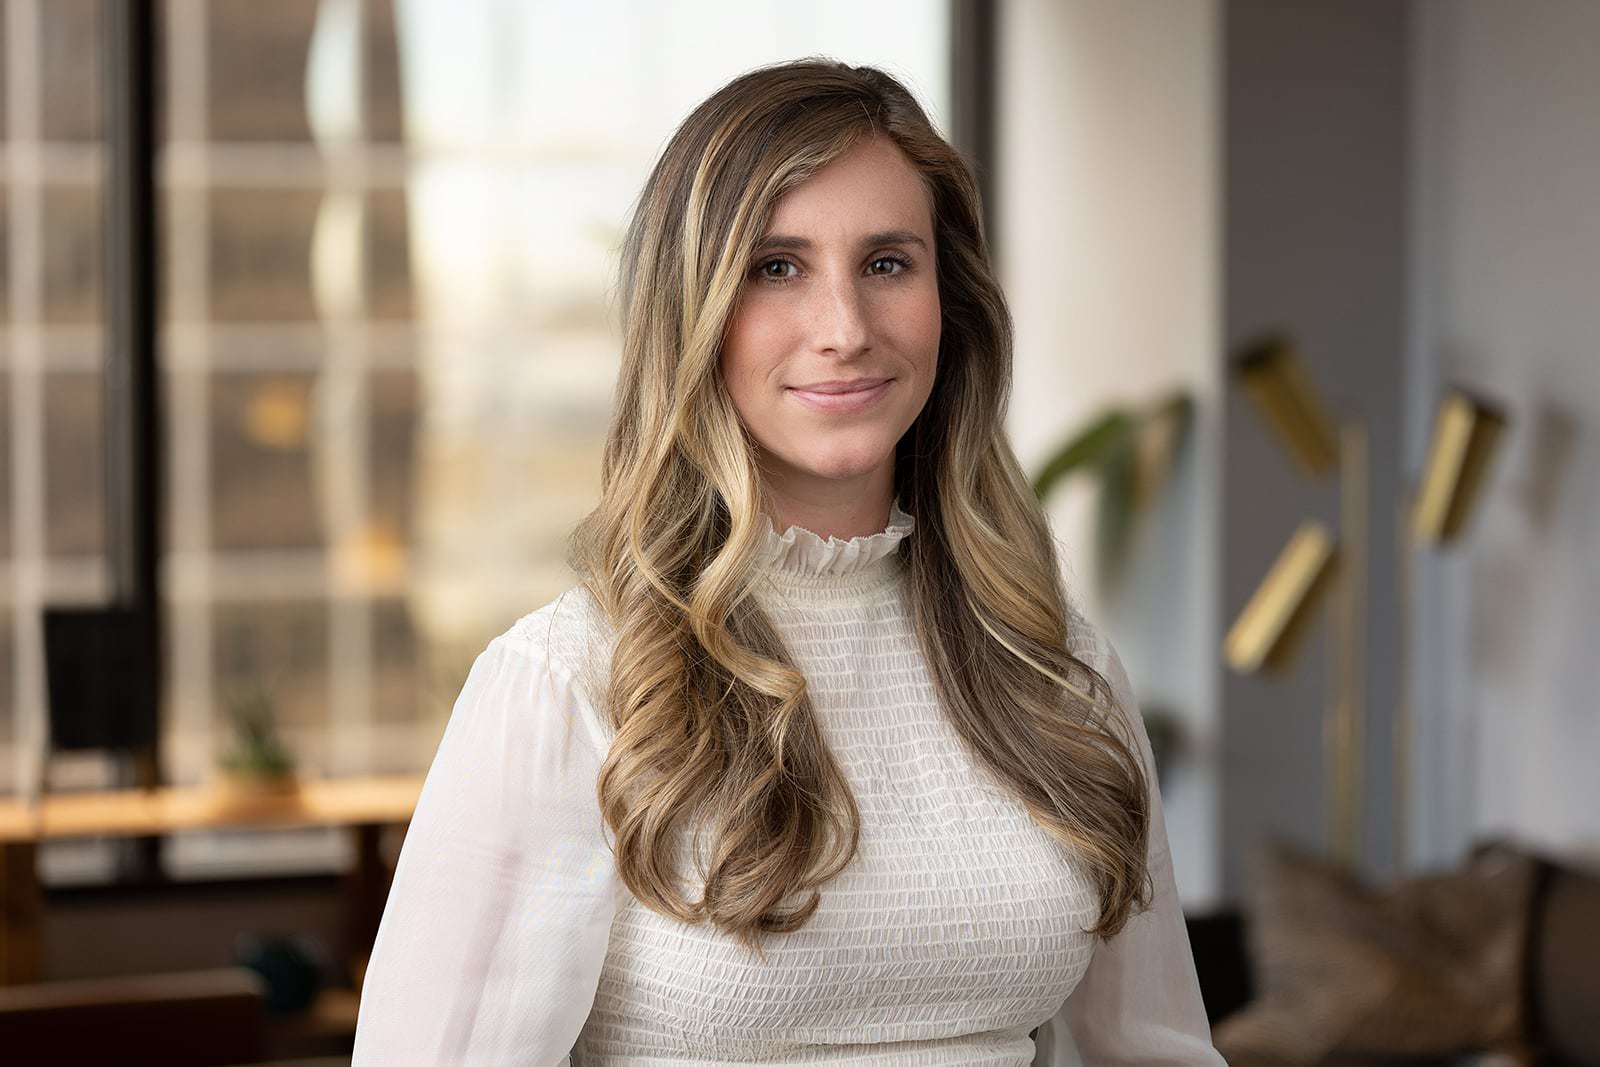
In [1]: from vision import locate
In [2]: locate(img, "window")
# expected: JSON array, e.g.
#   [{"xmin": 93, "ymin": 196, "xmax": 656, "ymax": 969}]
[
  {"xmin": 1, "ymin": 0, "xmax": 113, "ymax": 794},
  {"xmin": 3, "ymin": 2, "xmax": 952, "ymax": 864}
]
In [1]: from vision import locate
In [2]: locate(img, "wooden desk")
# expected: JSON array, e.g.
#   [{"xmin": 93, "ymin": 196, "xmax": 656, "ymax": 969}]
[{"xmin": 0, "ymin": 776, "xmax": 423, "ymax": 986}]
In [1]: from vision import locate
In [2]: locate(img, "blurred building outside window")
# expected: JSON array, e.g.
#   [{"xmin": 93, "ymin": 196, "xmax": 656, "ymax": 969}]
[
  {"xmin": 0, "ymin": 0, "xmax": 950, "ymax": 880},
  {"xmin": 1, "ymin": 0, "xmax": 114, "ymax": 793}
]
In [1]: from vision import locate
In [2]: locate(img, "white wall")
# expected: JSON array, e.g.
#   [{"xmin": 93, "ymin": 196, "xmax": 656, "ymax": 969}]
[
  {"xmin": 1409, "ymin": 0, "xmax": 1600, "ymax": 868},
  {"xmin": 996, "ymin": 0, "xmax": 1222, "ymax": 908}
]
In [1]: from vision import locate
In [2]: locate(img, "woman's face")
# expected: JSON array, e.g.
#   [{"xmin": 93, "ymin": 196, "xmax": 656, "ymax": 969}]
[{"xmin": 720, "ymin": 135, "xmax": 941, "ymax": 512}]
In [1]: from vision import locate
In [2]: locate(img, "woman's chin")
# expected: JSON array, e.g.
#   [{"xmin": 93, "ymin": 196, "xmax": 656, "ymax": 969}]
[
  {"xmin": 754, "ymin": 425, "xmax": 910, "ymax": 490},
  {"xmin": 773, "ymin": 450, "xmax": 894, "ymax": 487}
]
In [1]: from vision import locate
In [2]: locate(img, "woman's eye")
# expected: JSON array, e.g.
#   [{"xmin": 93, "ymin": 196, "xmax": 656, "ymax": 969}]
[
  {"xmin": 868, "ymin": 256, "xmax": 908, "ymax": 276},
  {"xmin": 756, "ymin": 258, "xmax": 797, "ymax": 280}
]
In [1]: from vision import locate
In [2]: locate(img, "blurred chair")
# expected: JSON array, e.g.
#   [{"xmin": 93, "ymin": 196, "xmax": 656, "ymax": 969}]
[
  {"xmin": 1526, "ymin": 856, "xmax": 1600, "ymax": 1064},
  {"xmin": 1189, "ymin": 851, "xmax": 1600, "ymax": 1065}
]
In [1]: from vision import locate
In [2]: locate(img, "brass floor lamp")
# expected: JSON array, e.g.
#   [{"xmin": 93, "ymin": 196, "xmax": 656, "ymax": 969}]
[{"xmin": 1222, "ymin": 335, "xmax": 1506, "ymax": 869}]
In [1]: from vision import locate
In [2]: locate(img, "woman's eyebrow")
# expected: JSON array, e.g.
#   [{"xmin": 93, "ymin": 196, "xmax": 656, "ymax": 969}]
[{"xmin": 754, "ymin": 230, "xmax": 929, "ymax": 252}]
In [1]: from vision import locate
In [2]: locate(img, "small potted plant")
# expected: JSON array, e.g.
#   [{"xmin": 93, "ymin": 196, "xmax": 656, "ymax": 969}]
[{"xmin": 218, "ymin": 680, "xmax": 299, "ymax": 801}]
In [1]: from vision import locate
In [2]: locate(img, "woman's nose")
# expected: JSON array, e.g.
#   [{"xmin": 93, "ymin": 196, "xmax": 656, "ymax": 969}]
[{"xmin": 811, "ymin": 274, "xmax": 871, "ymax": 358}]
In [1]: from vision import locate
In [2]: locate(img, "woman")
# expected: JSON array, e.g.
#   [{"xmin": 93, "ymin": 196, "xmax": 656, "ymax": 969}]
[{"xmin": 354, "ymin": 60, "xmax": 1222, "ymax": 1065}]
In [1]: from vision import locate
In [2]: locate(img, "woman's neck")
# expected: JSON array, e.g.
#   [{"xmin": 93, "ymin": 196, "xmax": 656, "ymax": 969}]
[{"xmin": 762, "ymin": 463, "xmax": 895, "ymax": 541}]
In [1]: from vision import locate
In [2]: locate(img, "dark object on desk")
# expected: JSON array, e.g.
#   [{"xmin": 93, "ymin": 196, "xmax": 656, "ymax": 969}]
[
  {"xmin": 43, "ymin": 606, "xmax": 158, "ymax": 752},
  {"xmin": 238, "ymin": 932, "xmax": 327, "ymax": 1015},
  {"xmin": 42, "ymin": 606, "xmax": 165, "ymax": 882},
  {"xmin": 1186, "ymin": 847, "xmax": 1600, "ymax": 1065}
]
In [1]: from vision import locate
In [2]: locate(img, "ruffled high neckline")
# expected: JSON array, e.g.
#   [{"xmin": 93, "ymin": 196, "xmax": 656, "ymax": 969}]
[{"xmin": 756, "ymin": 502, "xmax": 914, "ymax": 588}]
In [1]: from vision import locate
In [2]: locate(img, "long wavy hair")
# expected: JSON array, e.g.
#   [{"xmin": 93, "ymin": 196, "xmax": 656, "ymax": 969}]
[{"xmin": 570, "ymin": 59, "xmax": 1151, "ymax": 951}]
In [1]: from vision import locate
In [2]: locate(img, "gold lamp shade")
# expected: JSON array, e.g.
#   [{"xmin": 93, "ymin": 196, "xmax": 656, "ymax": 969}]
[
  {"xmin": 1235, "ymin": 335, "xmax": 1341, "ymax": 479},
  {"xmin": 1411, "ymin": 387, "xmax": 1508, "ymax": 545},
  {"xmin": 1223, "ymin": 520, "xmax": 1338, "ymax": 674}
]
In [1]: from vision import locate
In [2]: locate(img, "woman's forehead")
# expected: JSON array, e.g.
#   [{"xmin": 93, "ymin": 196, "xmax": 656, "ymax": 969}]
[{"xmin": 761, "ymin": 137, "xmax": 934, "ymax": 243}]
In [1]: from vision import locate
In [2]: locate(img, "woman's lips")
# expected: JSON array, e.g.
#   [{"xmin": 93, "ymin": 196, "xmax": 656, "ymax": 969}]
[{"xmin": 785, "ymin": 378, "xmax": 893, "ymax": 413}]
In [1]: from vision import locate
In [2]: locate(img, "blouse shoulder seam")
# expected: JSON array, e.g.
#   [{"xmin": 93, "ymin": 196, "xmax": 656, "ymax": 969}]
[{"xmin": 488, "ymin": 591, "xmax": 613, "ymax": 758}]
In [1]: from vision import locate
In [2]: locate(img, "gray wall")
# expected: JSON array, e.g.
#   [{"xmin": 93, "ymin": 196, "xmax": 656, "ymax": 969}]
[
  {"xmin": 1408, "ymin": 0, "xmax": 1600, "ymax": 869},
  {"xmin": 1220, "ymin": 0, "xmax": 1410, "ymax": 896}
]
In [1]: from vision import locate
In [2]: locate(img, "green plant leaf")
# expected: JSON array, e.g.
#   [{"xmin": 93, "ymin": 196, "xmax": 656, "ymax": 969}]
[
  {"xmin": 1032, "ymin": 409, "xmax": 1135, "ymax": 500},
  {"xmin": 220, "ymin": 679, "xmax": 297, "ymax": 780},
  {"xmin": 1032, "ymin": 388, "xmax": 1197, "ymax": 596},
  {"xmin": 1097, "ymin": 433, "xmax": 1138, "ymax": 587}
]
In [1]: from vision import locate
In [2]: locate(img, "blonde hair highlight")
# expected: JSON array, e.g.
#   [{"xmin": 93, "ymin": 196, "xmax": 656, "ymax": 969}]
[{"xmin": 571, "ymin": 59, "xmax": 1151, "ymax": 952}]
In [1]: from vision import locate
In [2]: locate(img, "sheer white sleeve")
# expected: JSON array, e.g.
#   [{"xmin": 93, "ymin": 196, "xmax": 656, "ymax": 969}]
[
  {"xmin": 1033, "ymin": 633, "xmax": 1225, "ymax": 1066},
  {"xmin": 353, "ymin": 630, "xmax": 618, "ymax": 1066}
]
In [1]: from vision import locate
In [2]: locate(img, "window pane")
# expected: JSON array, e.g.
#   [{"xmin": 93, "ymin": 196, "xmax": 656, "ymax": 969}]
[
  {"xmin": 368, "ymin": 366, "xmax": 416, "ymax": 546},
  {"xmin": 159, "ymin": 0, "xmax": 951, "ymax": 793},
  {"xmin": 0, "ymin": 12, "xmax": 8, "ymax": 141},
  {"xmin": 209, "ymin": 372, "xmax": 325, "ymax": 551},
  {"xmin": 41, "ymin": 0, "xmax": 104, "ymax": 142},
  {"xmin": 0, "ymin": 193, "xmax": 10, "ymax": 323},
  {"xmin": 364, "ymin": 0, "xmax": 404, "ymax": 144},
  {"xmin": 43, "ymin": 184, "xmax": 102, "ymax": 325},
  {"xmin": 0, "ymin": 375, "xmax": 10, "ymax": 559},
  {"xmin": 209, "ymin": 189, "xmax": 322, "ymax": 322},
  {"xmin": 2, "ymin": 0, "xmax": 109, "ymax": 792},
  {"xmin": 0, "ymin": 617, "xmax": 12, "ymax": 791},
  {"xmin": 44, "ymin": 370, "xmax": 105, "ymax": 559},
  {"xmin": 213, "ymin": 599, "xmax": 328, "ymax": 740},
  {"xmin": 366, "ymin": 189, "xmax": 412, "ymax": 320},
  {"xmin": 371, "ymin": 597, "xmax": 417, "ymax": 725},
  {"xmin": 206, "ymin": 0, "xmax": 318, "ymax": 143}
]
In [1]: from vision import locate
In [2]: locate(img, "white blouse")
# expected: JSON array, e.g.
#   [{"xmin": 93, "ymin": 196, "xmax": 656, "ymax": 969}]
[{"xmin": 353, "ymin": 507, "xmax": 1223, "ymax": 1065}]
